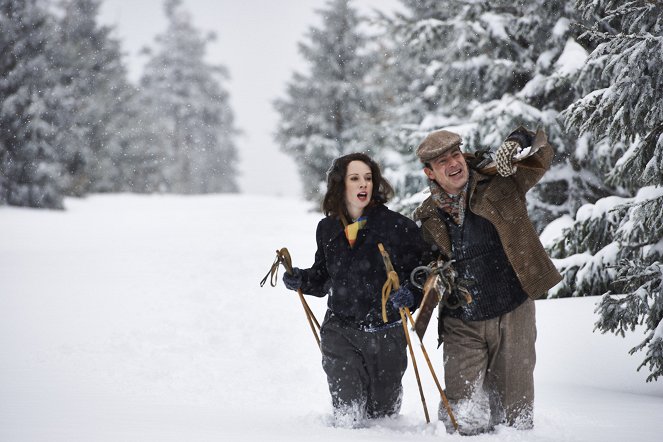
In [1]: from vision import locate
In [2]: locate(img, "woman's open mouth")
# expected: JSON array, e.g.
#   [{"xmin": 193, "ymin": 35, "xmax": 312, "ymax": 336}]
[{"xmin": 357, "ymin": 192, "xmax": 368, "ymax": 201}]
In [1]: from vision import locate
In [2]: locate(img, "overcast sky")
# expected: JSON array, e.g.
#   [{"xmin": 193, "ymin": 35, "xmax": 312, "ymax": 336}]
[{"xmin": 99, "ymin": 0, "xmax": 401, "ymax": 198}]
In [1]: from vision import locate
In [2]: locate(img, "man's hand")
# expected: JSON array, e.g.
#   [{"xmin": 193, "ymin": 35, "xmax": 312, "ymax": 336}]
[{"xmin": 495, "ymin": 140, "xmax": 520, "ymax": 177}]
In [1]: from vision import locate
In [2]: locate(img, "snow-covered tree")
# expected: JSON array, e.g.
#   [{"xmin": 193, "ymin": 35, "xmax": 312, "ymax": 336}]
[
  {"xmin": 0, "ymin": 0, "xmax": 64, "ymax": 208},
  {"xmin": 366, "ymin": 4, "xmax": 448, "ymax": 205},
  {"xmin": 109, "ymin": 88, "xmax": 170, "ymax": 193},
  {"xmin": 50, "ymin": 0, "xmax": 135, "ymax": 195},
  {"xmin": 551, "ymin": 0, "xmax": 663, "ymax": 381},
  {"xmin": 139, "ymin": 0, "xmax": 238, "ymax": 194},
  {"xmin": 274, "ymin": 0, "xmax": 381, "ymax": 201},
  {"xmin": 377, "ymin": 0, "xmax": 609, "ymax": 227}
]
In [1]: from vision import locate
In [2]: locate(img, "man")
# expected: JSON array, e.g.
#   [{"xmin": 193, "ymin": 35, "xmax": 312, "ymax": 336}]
[{"xmin": 412, "ymin": 126, "xmax": 562, "ymax": 434}]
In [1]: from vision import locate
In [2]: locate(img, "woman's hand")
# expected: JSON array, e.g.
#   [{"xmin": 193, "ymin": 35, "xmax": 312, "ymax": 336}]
[
  {"xmin": 390, "ymin": 285, "xmax": 415, "ymax": 309},
  {"xmin": 282, "ymin": 268, "xmax": 303, "ymax": 291}
]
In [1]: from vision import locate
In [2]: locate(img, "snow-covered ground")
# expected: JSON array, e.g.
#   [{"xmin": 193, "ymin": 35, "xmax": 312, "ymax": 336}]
[{"xmin": 1, "ymin": 194, "xmax": 661, "ymax": 442}]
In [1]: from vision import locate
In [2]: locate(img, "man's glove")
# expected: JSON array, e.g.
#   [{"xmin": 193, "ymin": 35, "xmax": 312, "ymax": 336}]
[
  {"xmin": 495, "ymin": 140, "xmax": 520, "ymax": 177},
  {"xmin": 506, "ymin": 126, "xmax": 533, "ymax": 149},
  {"xmin": 390, "ymin": 285, "xmax": 415, "ymax": 309},
  {"xmin": 282, "ymin": 267, "xmax": 303, "ymax": 291}
]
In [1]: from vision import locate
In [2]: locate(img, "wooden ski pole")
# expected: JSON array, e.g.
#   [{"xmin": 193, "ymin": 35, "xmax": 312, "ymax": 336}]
[
  {"xmin": 400, "ymin": 307, "xmax": 430, "ymax": 423},
  {"xmin": 260, "ymin": 247, "xmax": 321, "ymax": 350},
  {"xmin": 278, "ymin": 248, "xmax": 321, "ymax": 350},
  {"xmin": 296, "ymin": 287, "xmax": 321, "ymax": 350},
  {"xmin": 404, "ymin": 308, "xmax": 458, "ymax": 431},
  {"xmin": 377, "ymin": 243, "xmax": 430, "ymax": 424}
]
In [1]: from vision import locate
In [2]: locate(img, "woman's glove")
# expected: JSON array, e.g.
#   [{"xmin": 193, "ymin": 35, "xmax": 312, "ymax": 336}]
[
  {"xmin": 282, "ymin": 267, "xmax": 303, "ymax": 291},
  {"xmin": 495, "ymin": 140, "xmax": 520, "ymax": 177},
  {"xmin": 390, "ymin": 285, "xmax": 415, "ymax": 309}
]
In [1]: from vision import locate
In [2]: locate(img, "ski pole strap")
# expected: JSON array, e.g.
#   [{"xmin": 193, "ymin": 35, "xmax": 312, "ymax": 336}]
[
  {"xmin": 378, "ymin": 243, "xmax": 400, "ymax": 323},
  {"xmin": 259, "ymin": 247, "xmax": 294, "ymax": 287},
  {"xmin": 411, "ymin": 259, "xmax": 473, "ymax": 340}
]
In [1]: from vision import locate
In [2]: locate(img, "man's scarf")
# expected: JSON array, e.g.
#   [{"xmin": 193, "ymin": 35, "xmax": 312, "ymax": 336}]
[
  {"xmin": 344, "ymin": 216, "xmax": 367, "ymax": 247},
  {"xmin": 429, "ymin": 178, "xmax": 469, "ymax": 226}
]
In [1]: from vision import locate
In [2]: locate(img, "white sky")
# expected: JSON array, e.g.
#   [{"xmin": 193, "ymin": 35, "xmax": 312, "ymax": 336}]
[{"xmin": 99, "ymin": 0, "xmax": 402, "ymax": 197}]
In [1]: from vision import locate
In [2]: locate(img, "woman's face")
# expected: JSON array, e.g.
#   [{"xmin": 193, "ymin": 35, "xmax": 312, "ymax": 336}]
[{"xmin": 344, "ymin": 160, "xmax": 373, "ymax": 220}]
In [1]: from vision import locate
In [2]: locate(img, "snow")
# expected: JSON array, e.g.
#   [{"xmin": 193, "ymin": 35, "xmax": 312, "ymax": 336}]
[
  {"xmin": 574, "ymin": 132, "xmax": 592, "ymax": 162},
  {"xmin": 481, "ymin": 12, "xmax": 508, "ymax": 40},
  {"xmin": 654, "ymin": 320, "xmax": 663, "ymax": 341},
  {"xmin": 633, "ymin": 185, "xmax": 663, "ymax": 203},
  {"xmin": 575, "ymin": 195, "xmax": 628, "ymax": 222},
  {"xmin": 540, "ymin": 214, "xmax": 574, "ymax": 248},
  {"xmin": 552, "ymin": 18, "xmax": 571, "ymax": 38},
  {"xmin": 1, "ymin": 194, "xmax": 662, "ymax": 442},
  {"xmin": 554, "ymin": 38, "xmax": 588, "ymax": 77},
  {"xmin": 520, "ymin": 73, "xmax": 547, "ymax": 98}
]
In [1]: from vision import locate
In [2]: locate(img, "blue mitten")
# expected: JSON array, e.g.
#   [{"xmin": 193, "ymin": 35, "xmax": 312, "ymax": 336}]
[
  {"xmin": 390, "ymin": 285, "xmax": 415, "ymax": 309},
  {"xmin": 282, "ymin": 267, "xmax": 303, "ymax": 291}
]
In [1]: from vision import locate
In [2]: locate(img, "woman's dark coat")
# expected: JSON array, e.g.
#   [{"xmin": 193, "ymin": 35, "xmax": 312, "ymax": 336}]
[{"xmin": 300, "ymin": 204, "xmax": 429, "ymax": 328}]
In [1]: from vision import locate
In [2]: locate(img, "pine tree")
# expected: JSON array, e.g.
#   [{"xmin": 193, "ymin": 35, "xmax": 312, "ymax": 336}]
[
  {"xmin": 50, "ymin": 0, "xmax": 136, "ymax": 195},
  {"xmin": 111, "ymin": 88, "xmax": 169, "ymax": 193},
  {"xmin": 369, "ymin": 2, "xmax": 461, "ymax": 205},
  {"xmin": 0, "ymin": 0, "xmax": 64, "ymax": 208},
  {"xmin": 377, "ymin": 0, "xmax": 609, "ymax": 227},
  {"xmin": 139, "ymin": 0, "xmax": 238, "ymax": 194},
  {"xmin": 274, "ymin": 0, "xmax": 380, "ymax": 201},
  {"xmin": 553, "ymin": 0, "xmax": 663, "ymax": 381}
]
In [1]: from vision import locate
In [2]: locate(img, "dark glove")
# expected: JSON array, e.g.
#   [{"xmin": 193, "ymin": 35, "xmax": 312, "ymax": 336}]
[
  {"xmin": 282, "ymin": 267, "xmax": 303, "ymax": 291},
  {"xmin": 495, "ymin": 140, "xmax": 520, "ymax": 177},
  {"xmin": 505, "ymin": 126, "xmax": 534, "ymax": 149},
  {"xmin": 390, "ymin": 285, "xmax": 415, "ymax": 309}
]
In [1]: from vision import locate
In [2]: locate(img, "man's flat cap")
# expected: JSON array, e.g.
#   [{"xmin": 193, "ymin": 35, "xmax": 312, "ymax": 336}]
[{"xmin": 415, "ymin": 130, "xmax": 462, "ymax": 163}]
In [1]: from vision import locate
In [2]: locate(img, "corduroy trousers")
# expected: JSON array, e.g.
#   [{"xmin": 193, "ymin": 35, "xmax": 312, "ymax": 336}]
[{"xmin": 440, "ymin": 298, "xmax": 536, "ymax": 434}]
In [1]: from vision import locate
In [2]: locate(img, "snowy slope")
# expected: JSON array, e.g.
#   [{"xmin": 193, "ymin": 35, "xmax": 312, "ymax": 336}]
[{"xmin": 1, "ymin": 194, "xmax": 662, "ymax": 442}]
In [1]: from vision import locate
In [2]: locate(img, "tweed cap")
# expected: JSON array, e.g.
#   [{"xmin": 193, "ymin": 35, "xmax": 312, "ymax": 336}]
[{"xmin": 415, "ymin": 130, "xmax": 463, "ymax": 163}]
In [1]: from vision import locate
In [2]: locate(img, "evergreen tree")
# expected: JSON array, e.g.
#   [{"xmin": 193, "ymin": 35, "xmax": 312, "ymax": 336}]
[
  {"xmin": 139, "ymin": 0, "xmax": 238, "ymax": 194},
  {"xmin": 274, "ymin": 0, "xmax": 380, "ymax": 201},
  {"xmin": 552, "ymin": 0, "xmax": 663, "ymax": 381},
  {"xmin": 377, "ymin": 0, "xmax": 609, "ymax": 227},
  {"xmin": 50, "ymin": 0, "xmax": 135, "ymax": 195},
  {"xmin": 369, "ymin": 2, "xmax": 467, "ymax": 206},
  {"xmin": 0, "ymin": 0, "xmax": 64, "ymax": 208},
  {"xmin": 111, "ymin": 88, "xmax": 169, "ymax": 193}
]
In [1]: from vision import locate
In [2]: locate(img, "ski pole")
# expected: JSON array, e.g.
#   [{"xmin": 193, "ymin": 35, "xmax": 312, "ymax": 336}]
[
  {"xmin": 399, "ymin": 307, "xmax": 430, "ymax": 423},
  {"xmin": 260, "ymin": 247, "xmax": 321, "ymax": 350},
  {"xmin": 378, "ymin": 243, "xmax": 430, "ymax": 424},
  {"xmin": 403, "ymin": 307, "xmax": 458, "ymax": 431}
]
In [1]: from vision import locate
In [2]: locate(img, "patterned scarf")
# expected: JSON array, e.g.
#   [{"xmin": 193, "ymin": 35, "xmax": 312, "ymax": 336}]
[
  {"xmin": 429, "ymin": 178, "xmax": 469, "ymax": 226},
  {"xmin": 344, "ymin": 216, "xmax": 367, "ymax": 247}
]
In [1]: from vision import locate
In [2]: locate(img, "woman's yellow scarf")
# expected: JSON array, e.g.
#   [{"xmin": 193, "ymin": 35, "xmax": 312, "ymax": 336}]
[{"xmin": 344, "ymin": 216, "xmax": 367, "ymax": 247}]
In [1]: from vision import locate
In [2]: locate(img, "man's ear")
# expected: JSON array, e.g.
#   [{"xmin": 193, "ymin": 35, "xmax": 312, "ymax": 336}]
[{"xmin": 423, "ymin": 167, "xmax": 435, "ymax": 181}]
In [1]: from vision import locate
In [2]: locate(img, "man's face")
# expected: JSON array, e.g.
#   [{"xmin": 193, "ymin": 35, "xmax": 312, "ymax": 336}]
[{"xmin": 424, "ymin": 148, "xmax": 469, "ymax": 195}]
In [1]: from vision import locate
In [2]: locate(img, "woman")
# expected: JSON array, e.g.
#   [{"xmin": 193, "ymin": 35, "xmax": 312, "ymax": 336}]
[{"xmin": 282, "ymin": 153, "xmax": 429, "ymax": 427}]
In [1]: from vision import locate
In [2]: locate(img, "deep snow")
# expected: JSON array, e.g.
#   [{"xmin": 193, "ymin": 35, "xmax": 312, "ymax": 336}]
[{"xmin": 1, "ymin": 194, "xmax": 662, "ymax": 441}]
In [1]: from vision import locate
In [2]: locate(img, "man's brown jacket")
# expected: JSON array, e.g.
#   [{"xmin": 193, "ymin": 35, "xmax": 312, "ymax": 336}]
[{"xmin": 413, "ymin": 128, "xmax": 562, "ymax": 306}]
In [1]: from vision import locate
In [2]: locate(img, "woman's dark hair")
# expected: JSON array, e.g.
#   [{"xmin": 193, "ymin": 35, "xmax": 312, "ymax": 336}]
[{"xmin": 322, "ymin": 152, "xmax": 394, "ymax": 219}]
